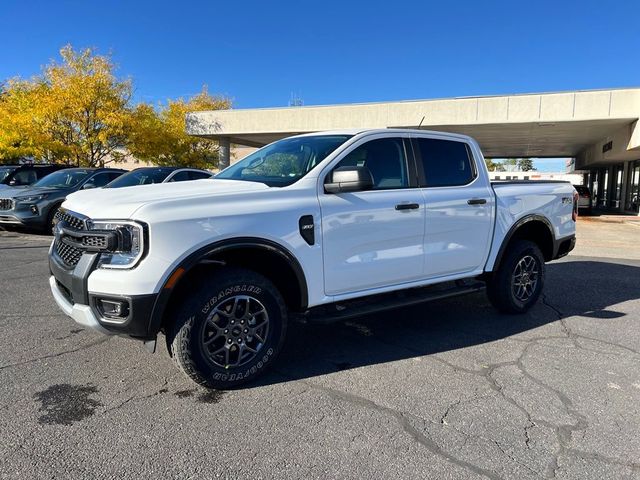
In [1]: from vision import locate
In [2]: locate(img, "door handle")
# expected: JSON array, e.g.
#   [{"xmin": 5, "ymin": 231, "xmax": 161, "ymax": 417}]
[
  {"xmin": 395, "ymin": 203, "xmax": 420, "ymax": 211},
  {"xmin": 467, "ymin": 198, "xmax": 487, "ymax": 205}
]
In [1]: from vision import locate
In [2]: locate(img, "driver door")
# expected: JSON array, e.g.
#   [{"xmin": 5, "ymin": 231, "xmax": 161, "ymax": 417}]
[{"xmin": 319, "ymin": 135, "xmax": 425, "ymax": 296}]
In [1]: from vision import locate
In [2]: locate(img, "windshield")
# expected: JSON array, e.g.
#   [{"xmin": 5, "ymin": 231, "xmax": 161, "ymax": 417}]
[
  {"xmin": 33, "ymin": 169, "xmax": 92, "ymax": 189},
  {"xmin": 216, "ymin": 135, "xmax": 352, "ymax": 187},
  {"xmin": 105, "ymin": 168, "xmax": 173, "ymax": 188},
  {"xmin": 0, "ymin": 167, "xmax": 16, "ymax": 183}
]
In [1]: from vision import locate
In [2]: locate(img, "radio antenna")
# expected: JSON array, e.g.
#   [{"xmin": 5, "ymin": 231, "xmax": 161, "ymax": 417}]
[{"xmin": 418, "ymin": 116, "xmax": 425, "ymax": 128}]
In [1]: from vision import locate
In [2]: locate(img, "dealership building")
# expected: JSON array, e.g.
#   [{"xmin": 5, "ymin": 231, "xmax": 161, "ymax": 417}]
[{"xmin": 187, "ymin": 88, "xmax": 640, "ymax": 215}]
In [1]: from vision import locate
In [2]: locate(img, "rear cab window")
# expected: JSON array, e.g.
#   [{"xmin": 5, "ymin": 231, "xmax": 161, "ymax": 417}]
[{"xmin": 414, "ymin": 137, "xmax": 476, "ymax": 187}]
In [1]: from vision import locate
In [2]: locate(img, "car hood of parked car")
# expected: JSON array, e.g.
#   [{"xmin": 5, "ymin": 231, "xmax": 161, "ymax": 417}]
[
  {"xmin": 63, "ymin": 179, "xmax": 271, "ymax": 219},
  {"xmin": 0, "ymin": 184, "xmax": 31, "ymax": 191},
  {"xmin": 2, "ymin": 186, "xmax": 66, "ymax": 199}
]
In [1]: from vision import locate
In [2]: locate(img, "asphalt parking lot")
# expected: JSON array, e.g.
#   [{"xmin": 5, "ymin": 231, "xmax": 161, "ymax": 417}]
[{"xmin": 1, "ymin": 221, "xmax": 639, "ymax": 479}]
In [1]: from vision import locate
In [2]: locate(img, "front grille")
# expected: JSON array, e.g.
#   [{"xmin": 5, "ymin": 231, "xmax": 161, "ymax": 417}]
[
  {"xmin": 53, "ymin": 210, "xmax": 87, "ymax": 268},
  {"xmin": 82, "ymin": 235, "xmax": 107, "ymax": 249},
  {"xmin": 0, "ymin": 198, "xmax": 13, "ymax": 211},
  {"xmin": 55, "ymin": 240, "xmax": 84, "ymax": 267},
  {"xmin": 54, "ymin": 210, "xmax": 86, "ymax": 230}
]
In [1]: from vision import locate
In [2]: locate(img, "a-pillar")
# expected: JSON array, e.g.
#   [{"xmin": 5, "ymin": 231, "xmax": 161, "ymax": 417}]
[{"xmin": 218, "ymin": 137, "xmax": 231, "ymax": 170}]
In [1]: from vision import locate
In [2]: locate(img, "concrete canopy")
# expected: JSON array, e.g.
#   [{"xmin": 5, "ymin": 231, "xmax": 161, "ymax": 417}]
[{"xmin": 186, "ymin": 88, "xmax": 640, "ymax": 169}]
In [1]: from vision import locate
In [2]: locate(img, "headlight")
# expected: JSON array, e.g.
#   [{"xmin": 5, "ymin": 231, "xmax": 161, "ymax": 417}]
[
  {"xmin": 89, "ymin": 220, "xmax": 146, "ymax": 269},
  {"xmin": 15, "ymin": 194, "xmax": 47, "ymax": 203}
]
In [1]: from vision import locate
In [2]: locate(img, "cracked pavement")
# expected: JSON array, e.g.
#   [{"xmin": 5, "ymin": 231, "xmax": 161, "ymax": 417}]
[{"xmin": 1, "ymin": 223, "xmax": 639, "ymax": 479}]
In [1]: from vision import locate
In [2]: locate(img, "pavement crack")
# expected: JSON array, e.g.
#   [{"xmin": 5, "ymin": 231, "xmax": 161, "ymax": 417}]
[
  {"xmin": 0, "ymin": 337, "xmax": 111, "ymax": 371},
  {"xmin": 440, "ymin": 398, "xmax": 461, "ymax": 425},
  {"xmin": 103, "ymin": 379, "xmax": 170, "ymax": 413},
  {"xmin": 293, "ymin": 377, "xmax": 503, "ymax": 480}
]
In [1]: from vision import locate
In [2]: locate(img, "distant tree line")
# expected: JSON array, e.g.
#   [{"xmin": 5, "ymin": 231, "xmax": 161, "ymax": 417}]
[
  {"xmin": 485, "ymin": 158, "xmax": 536, "ymax": 172},
  {"xmin": 0, "ymin": 45, "xmax": 230, "ymax": 168}
]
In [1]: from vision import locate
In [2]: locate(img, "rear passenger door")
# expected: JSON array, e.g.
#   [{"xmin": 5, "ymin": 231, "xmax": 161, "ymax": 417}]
[{"xmin": 413, "ymin": 135, "xmax": 494, "ymax": 278}]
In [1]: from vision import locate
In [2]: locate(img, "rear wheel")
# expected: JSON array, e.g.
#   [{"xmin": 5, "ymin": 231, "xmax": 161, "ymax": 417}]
[
  {"xmin": 169, "ymin": 267, "xmax": 288, "ymax": 389},
  {"xmin": 486, "ymin": 240, "xmax": 545, "ymax": 314}
]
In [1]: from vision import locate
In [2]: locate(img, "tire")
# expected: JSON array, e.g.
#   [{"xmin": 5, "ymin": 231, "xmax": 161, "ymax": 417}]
[
  {"xmin": 486, "ymin": 240, "xmax": 545, "ymax": 314},
  {"xmin": 169, "ymin": 267, "xmax": 288, "ymax": 389},
  {"xmin": 45, "ymin": 205, "xmax": 61, "ymax": 235}
]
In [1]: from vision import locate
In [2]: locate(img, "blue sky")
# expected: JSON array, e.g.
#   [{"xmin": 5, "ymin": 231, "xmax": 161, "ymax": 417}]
[{"xmin": 2, "ymin": 0, "xmax": 638, "ymax": 170}]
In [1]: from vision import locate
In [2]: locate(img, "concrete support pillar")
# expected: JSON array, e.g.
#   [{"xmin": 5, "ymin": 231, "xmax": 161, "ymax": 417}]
[{"xmin": 218, "ymin": 137, "xmax": 231, "ymax": 170}]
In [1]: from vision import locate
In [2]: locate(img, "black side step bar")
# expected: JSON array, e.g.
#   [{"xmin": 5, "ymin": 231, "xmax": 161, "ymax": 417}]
[{"xmin": 296, "ymin": 281, "xmax": 485, "ymax": 324}]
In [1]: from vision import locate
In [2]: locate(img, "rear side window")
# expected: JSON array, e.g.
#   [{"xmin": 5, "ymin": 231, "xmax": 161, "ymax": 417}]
[
  {"xmin": 416, "ymin": 138, "xmax": 475, "ymax": 187},
  {"xmin": 189, "ymin": 171, "xmax": 211, "ymax": 180},
  {"xmin": 168, "ymin": 171, "xmax": 191, "ymax": 182}
]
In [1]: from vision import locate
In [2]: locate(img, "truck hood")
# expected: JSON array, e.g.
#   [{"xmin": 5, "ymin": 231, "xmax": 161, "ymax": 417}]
[{"xmin": 63, "ymin": 179, "xmax": 270, "ymax": 219}]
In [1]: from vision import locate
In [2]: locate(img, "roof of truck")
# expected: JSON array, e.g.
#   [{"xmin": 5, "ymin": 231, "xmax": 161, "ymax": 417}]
[{"xmin": 293, "ymin": 128, "xmax": 474, "ymax": 141}]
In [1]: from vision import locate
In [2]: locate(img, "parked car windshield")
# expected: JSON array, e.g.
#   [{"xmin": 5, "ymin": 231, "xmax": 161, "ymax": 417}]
[
  {"xmin": 104, "ymin": 168, "xmax": 174, "ymax": 188},
  {"xmin": 32, "ymin": 169, "xmax": 92, "ymax": 189},
  {"xmin": 216, "ymin": 135, "xmax": 353, "ymax": 187},
  {"xmin": 0, "ymin": 166, "xmax": 17, "ymax": 183}
]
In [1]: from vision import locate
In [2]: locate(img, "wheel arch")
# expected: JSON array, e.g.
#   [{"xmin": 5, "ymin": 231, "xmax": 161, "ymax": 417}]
[
  {"xmin": 490, "ymin": 214, "xmax": 556, "ymax": 272},
  {"xmin": 147, "ymin": 237, "xmax": 309, "ymax": 339}
]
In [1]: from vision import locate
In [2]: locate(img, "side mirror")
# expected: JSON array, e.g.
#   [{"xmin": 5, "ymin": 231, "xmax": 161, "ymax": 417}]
[
  {"xmin": 324, "ymin": 166, "xmax": 374, "ymax": 194},
  {"xmin": 82, "ymin": 182, "xmax": 96, "ymax": 190}
]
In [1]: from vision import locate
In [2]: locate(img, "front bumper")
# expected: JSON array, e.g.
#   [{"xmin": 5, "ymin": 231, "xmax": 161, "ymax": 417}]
[
  {"xmin": 49, "ymin": 244, "xmax": 159, "ymax": 339},
  {"xmin": 49, "ymin": 276, "xmax": 112, "ymax": 335},
  {"xmin": 0, "ymin": 203, "xmax": 47, "ymax": 227}
]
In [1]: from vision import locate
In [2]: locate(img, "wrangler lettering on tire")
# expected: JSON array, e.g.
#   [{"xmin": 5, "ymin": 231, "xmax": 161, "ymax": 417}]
[{"xmin": 169, "ymin": 267, "xmax": 287, "ymax": 389}]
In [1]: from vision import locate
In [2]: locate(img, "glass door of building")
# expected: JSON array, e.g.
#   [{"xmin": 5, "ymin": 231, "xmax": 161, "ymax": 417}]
[{"xmin": 626, "ymin": 161, "xmax": 640, "ymax": 213}]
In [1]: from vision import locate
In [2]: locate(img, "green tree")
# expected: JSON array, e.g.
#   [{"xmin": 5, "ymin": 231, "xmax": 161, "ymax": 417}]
[
  {"xmin": 484, "ymin": 158, "xmax": 505, "ymax": 172},
  {"xmin": 517, "ymin": 158, "xmax": 536, "ymax": 171}
]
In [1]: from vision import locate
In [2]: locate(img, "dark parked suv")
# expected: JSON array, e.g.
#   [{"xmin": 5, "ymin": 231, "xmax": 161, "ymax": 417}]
[
  {"xmin": 0, "ymin": 164, "xmax": 70, "ymax": 190},
  {"xmin": 0, "ymin": 168, "xmax": 125, "ymax": 232}
]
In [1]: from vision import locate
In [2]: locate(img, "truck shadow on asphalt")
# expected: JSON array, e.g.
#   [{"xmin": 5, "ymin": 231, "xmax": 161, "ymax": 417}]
[{"xmin": 257, "ymin": 259, "xmax": 639, "ymax": 386}]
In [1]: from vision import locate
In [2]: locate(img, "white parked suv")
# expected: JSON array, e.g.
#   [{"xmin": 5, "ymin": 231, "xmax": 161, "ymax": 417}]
[{"xmin": 48, "ymin": 129, "xmax": 577, "ymax": 389}]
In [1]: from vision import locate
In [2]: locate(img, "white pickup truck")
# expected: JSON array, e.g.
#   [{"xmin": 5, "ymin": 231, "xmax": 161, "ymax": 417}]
[{"xmin": 48, "ymin": 129, "xmax": 577, "ymax": 389}]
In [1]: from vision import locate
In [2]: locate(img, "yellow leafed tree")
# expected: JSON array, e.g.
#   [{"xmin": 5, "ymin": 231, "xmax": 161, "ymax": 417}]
[
  {"xmin": 129, "ymin": 87, "xmax": 231, "ymax": 169},
  {"xmin": 0, "ymin": 45, "xmax": 133, "ymax": 166}
]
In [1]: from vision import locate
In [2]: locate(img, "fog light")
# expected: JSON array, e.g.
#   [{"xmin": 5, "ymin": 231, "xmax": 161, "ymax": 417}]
[
  {"xmin": 30, "ymin": 205, "xmax": 38, "ymax": 215},
  {"xmin": 98, "ymin": 299, "xmax": 129, "ymax": 321}
]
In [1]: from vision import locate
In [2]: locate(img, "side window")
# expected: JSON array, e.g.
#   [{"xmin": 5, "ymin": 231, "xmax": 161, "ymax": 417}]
[
  {"xmin": 416, "ymin": 138, "xmax": 475, "ymax": 187},
  {"xmin": 108, "ymin": 172, "xmax": 123, "ymax": 182},
  {"xmin": 333, "ymin": 137, "xmax": 408, "ymax": 189},
  {"xmin": 168, "ymin": 171, "xmax": 191, "ymax": 182},
  {"xmin": 11, "ymin": 169, "xmax": 37, "ymax": 186},
  {"xmin": 88, "ymin": 173, "xmax": 114, "ymax": 188},
  {"xmin": 37, "ymin": 168, "xmax": 54, "ymax": 179},
  {"xmin": 189, "ymin": 171, "xmax": 211, "ymax": 180}
]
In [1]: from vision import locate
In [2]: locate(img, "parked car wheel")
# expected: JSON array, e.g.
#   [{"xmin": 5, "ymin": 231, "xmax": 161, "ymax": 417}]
[
  {"xmin": 486, "ymin": 240, "xmax": 545, "ymax": 314},
  {"xmin": 45, "ymin": 205, "xmax": 61, "ymax": 235},
  {"xmin": 169, "ymin": 267, "xmax": 288, "ymax": 389}
]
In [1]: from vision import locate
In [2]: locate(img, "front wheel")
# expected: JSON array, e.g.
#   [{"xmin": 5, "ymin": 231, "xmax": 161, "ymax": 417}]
[
  {"xmin": 486, "ymin": 240, "xmax": 545, "ymax": 314},
  {"xmin": 169, "ymin": 267, "xmax": 288, "ymax": 389}
]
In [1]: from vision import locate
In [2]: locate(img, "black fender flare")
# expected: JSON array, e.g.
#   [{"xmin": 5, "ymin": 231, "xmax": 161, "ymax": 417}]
[
  {"xmin": 145, "ymin": 237, "xmax": 309, "ymax": 338},
  {"xmin": 489, "ymin": 214, "xmax": 556, "ymax": 271}
]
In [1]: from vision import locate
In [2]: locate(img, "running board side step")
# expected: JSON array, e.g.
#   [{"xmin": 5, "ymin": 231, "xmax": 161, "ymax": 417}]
[{"xmin": 295, "ymin": 281, "xmax": 485, "ymax": 324}]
